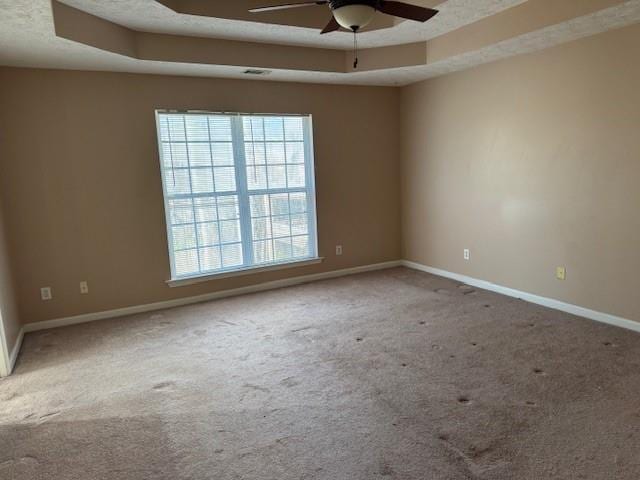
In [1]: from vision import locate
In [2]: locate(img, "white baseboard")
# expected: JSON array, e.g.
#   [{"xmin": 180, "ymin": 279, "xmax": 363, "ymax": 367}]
[
  {"xmin": 9, "ymin": 327, "xmax": 24, "ymax": 372},
  {"xmin": 23, "ymin": 260, "xmax": 402, "ymax": 333},
  {"xmin": 402, "ymin": 260, "xmax": 640, "ymax": 334},
  {"xmin": 0, "ymin": 341, "xmax": 8, "ymax": 377},
  {"xmin": 0, "ymin": 326, "xmax": 25, "ymax": 377},
  {"xmin": 17, "ymin": 258, "xmax": 637, "ymax": 364}
]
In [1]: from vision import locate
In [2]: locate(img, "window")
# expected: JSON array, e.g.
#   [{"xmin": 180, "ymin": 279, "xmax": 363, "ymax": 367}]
[{"xmin": 156, "ymin": 111, "xmax": 318, "ymax": 281}]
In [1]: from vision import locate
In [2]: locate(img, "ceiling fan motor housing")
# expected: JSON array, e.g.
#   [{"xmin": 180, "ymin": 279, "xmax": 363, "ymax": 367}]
[
  {"xmin": 329, "ymin": 0, "xmax": 380, "ymax": 31},
  {"xmin": 329, "ymin": 0, "xmax": 379, "ymax": 8}
]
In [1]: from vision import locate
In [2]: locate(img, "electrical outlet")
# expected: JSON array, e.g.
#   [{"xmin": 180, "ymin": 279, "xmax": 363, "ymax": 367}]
[
  {"xmin": 336, "ymin": 245, "xmax": 343, "ymax": 256},
  {"xmin": 80, "ymin": 281, "xmax": 89, "ymax": 294},
  {"xmin": 556, "ymin": 267, "xmax": 566, "ymax": 280},
  {"xmin": 40, "ymin": 287, "xmax": 52, "ymax": 301},
  {"xmin": 463, "ymin": 249, "xmax": 470, "ymax": 261}
]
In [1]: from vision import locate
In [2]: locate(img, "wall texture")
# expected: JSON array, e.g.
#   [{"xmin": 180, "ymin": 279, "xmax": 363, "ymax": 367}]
[
  {"xmin": 2, "ymin": 21, "xmax": 639, "ymax": 331},
  {"xmin": 401, "ymin": 23, "xmax": 640, "ymax": 323},
  {"xmin": 0, "ymin": 195, "xmax": 21, "ymax": 370},
  {"xmin": 0, "ymin": 68, "xmax": 401, "ymax": 324}
]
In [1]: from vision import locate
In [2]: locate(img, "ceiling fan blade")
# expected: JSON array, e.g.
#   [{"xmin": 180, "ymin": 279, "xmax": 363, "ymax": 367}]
[
  {"xmin": 378, "ymin": 1, "xmax": 439, "ymax": 22},
  {"xmin": 320, "ymin": 15, "xmax": 340, "ymax": 34},
  {"xmin": 249, "ymin": 1, "xmax": 327, "ymax": 13}
]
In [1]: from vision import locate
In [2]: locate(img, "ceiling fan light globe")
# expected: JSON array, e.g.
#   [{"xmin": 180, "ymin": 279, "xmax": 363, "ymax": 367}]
[{"xmin": 333, "ymin": 4, "xmax": 376, "ymax": 31}]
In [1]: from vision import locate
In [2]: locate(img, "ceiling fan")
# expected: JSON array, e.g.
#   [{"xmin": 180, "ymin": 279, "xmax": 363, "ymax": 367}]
[{"xmin": 249, "ymin": 1, "xmax": 439, "ymax": 68}]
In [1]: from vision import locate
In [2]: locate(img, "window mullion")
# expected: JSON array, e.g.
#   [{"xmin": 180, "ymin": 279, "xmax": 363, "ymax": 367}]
[
  {"xmin": 157, "ymin": 115, "xmax": 178, "ymax": 280},
  {"xmin": 182, "ymin": 116, "xmax": 203, "ymax": 273},
  {"xmin": 231, "ymin": 115, "xmax": 254, "ymax": 267},
  {"xmin": 205, "ymin": 117, "xmax": 224, "ymax": 270},
  {"xmin": 303, "ymin": 117, "xmax": 319, "ymax": 258}
]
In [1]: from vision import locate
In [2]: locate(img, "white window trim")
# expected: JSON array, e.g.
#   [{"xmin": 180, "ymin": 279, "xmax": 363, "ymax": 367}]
[
  {"xmin": 155, "ymin": 110, "xmax": 319, "ymax": 283},
  {"xmin": 167, "ymin": 256, "xmax": 324, "ymax": 287}
]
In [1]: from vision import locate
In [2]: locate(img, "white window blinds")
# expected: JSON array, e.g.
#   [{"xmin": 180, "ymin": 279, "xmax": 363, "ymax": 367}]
[{"xmin": 156, "ymin": 111, "xmax": 318, "ymax": 280}]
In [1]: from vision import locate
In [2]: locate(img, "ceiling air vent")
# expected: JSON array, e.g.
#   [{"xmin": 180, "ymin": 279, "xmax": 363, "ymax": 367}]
[{"xmin": 243, "ymin": 69, "xmax": 271, "ymax": 76}]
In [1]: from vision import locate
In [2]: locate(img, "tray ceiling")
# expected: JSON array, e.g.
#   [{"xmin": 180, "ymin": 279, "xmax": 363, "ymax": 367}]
[
  {"xmin": 1, "ymin": 0, "xmax": 639, "ymax": 86},
  {"xmin": 57, "ymin": 0, "xmax": 525, "ymax": 49}
]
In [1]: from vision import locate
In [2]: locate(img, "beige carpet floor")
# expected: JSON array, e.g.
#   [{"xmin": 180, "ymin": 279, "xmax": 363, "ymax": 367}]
[{"xmin": 1, "ymin": 267, "xmax": 639, "ymax": 479}]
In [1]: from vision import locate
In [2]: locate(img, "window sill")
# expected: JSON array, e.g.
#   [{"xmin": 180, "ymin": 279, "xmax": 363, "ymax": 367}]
[{"xmin": 167, "ymin": 257, "xmax": 324, "ymax": 288}]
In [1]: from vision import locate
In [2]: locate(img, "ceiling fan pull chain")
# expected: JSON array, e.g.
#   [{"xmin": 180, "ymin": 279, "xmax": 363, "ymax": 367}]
[{"xmin": 353, "ymin": 30, "xmax": 358, "ymax": 69}]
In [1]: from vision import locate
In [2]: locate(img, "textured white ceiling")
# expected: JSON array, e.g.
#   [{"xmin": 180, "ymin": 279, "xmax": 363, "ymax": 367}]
[
  {"xmin": 1, "ymin": 0, "xmax": 640, "ymax": 86},
  {"xmin": 57, "ymin": 0, "xmax": 526, "ymax": 49},
  {"xmin": 361, "ymin": 0, "xmax": 640, "ymax": 85}
]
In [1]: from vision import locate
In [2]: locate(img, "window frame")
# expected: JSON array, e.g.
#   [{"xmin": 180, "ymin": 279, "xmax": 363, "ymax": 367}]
[{"xmin": 155, "ymin": 110, "xmax": 320, "ymax": 286}]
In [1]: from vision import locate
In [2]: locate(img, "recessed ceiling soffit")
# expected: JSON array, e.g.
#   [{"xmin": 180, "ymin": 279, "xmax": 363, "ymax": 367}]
[{"xmin": 51, "ymin": 0, "xmax": 638, "ymax": 78}]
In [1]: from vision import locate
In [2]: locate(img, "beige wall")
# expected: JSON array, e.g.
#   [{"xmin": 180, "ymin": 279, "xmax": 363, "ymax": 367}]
[
  {"xmin": 3, "ymin": 21, "xmax": 640, "ymax": 331},
  {"xmin": 401, "ymin": 23, "xmax": 640, "ymax": 323},
  {"xmin": 0, "ymin": 194, "xmax": 21, "ymax": 370},
  {"xmin": 0, "ymin": 68, "xmax": 401, "ymax": 324}
]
